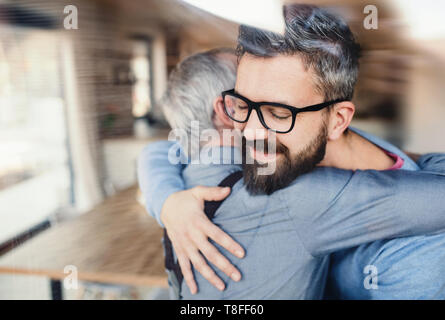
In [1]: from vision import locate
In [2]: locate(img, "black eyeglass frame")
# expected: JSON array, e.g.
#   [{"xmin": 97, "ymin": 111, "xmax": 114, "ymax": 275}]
[{"xmin": 222, "ymin": 89, "xmax": 348, "ymax": 134}]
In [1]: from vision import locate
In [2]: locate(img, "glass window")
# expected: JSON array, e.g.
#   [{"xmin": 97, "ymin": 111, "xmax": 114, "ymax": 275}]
[{"xmin": 0, "ymin": 26, "xmax": 71, "ymax": 243}]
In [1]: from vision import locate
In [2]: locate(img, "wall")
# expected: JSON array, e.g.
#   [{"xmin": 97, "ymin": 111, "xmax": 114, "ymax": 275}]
[{"xmin": 404, "ymin": 41, "xmax": 445, "ymax": 152}]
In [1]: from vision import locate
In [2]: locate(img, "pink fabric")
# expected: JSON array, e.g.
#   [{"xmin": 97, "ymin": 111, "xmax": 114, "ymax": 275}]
[{"xmin": 384, "ymin": 151, "xmax": 404, "ymax": 170}]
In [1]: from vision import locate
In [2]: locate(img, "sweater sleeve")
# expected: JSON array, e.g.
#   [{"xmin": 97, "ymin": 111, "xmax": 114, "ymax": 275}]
[{"xmin": 137, "ymin": 140, "xmax": 187, "ymax": 227}]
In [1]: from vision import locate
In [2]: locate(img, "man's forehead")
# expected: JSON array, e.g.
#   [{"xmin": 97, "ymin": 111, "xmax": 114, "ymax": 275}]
[{"xmin": 235, "ymin": 53, "xmax": 318, "ymax": 105}]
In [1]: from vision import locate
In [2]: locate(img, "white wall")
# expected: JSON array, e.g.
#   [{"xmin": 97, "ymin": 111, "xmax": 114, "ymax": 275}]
[
  {"xmin": 102, "ymin": 132, "xmax": 168, "ymax": 192},
  {"xmin": 404, "ymin": 48, "xmax": 445, "ymax": 153}
]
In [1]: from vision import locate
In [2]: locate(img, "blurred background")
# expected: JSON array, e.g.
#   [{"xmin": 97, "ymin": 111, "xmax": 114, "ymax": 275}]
[{"xmin": 0, "ymin": 0, "xmax": 444, "ymax": 299}]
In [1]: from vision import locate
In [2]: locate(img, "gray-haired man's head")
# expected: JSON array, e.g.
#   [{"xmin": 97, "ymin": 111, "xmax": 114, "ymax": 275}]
[{"xmin": 161, "ymin": 48, "xmax": 237, "ymax": 156}]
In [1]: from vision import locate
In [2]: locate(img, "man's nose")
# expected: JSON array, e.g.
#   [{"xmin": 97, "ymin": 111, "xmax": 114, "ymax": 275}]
[{"xmin": 243, "ymin": 109, "xmax": 268, "ymax": 141}]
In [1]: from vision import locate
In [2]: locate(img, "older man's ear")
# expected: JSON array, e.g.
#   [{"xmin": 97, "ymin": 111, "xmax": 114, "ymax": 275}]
[{"xmin": 212, "ymin": 95, "xmax": 235, "ymax": 130}]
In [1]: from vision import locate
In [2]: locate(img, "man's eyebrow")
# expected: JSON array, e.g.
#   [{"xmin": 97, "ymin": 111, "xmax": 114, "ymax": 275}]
[{"xmin": 233, "ymin": 89, "xmax": 250, "ymax": 100}]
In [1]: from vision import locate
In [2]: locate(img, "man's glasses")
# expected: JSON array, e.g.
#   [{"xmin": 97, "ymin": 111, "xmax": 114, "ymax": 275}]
[{"xmin": 222, "ymin": 89, "xmax": 347, "ymax": 134}]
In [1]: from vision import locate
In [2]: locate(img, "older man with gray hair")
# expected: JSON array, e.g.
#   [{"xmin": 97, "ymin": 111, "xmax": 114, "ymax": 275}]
[
  {"xmin": 151, "ymin": 48, "xmax": 246, "ymax": 298},
  {"xmin": 161, "ymin": 48, "xmax": 238, "ymax": 160}
]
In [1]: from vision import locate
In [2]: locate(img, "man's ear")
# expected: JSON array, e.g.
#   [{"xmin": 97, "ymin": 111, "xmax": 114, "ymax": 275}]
[
  {"xmin": 327, "ymin": 101, "xmax": 355, "ymax": 140},
  {"xmin": 213, "ymin": 95, "xmax": 234, "ymax": 129}
]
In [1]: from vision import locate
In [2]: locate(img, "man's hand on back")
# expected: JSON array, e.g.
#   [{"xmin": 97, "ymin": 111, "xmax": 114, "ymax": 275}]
[{"xmin": 161, "ymin": 186, "xmax": 245, "ymax": 294}]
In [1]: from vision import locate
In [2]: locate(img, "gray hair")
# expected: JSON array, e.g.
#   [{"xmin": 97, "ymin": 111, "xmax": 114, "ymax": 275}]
[
  {"xmin": 236, "ymin": 4, "xmax": 361, "ymax": 101},
  {"xmin": 161, "ymin": 48, "xmax": 237, "ymax": 156}
]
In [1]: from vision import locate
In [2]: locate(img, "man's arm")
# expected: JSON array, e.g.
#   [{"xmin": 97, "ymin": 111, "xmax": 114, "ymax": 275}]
[
  {"xmin": 137, "ymin": 140, "xmax": 186, "ymax": 227},
  {"xmin": 291, "ymin": 158, "xmax": 445, "ymax": 257},
  {"xmin": 416, "ymin": 153, "xmax": 445, "ymax": 172},
  {"xmin": 137, "ymin": 140, "xmax": 244, "ymax": 294}
]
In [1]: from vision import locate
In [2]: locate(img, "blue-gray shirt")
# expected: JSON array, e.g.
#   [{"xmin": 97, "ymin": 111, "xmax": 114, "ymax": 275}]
[
  {"xmin": 138, "ymin": 129, "xmax": 445, "ymax": 299},
  {"xmin": 326, "ymin": 133, "xmax": 445, "ymax": 299}
]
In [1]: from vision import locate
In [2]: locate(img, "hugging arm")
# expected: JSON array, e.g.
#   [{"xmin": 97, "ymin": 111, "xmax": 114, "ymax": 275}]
[
  {"xmin": 137, "ymin": 140, "xmax": 186, "ymax": 226},
  {"xmin": 137, "ymin": 140, "xmax": 244, "ymax": 294},
  {"xmin": 416, "ymin": 153, "xmax": 445, "ymax": 172},
  {"xmin": 296, "ymin": 155, "xmax": 445, "ymax": 257},
  {"xmin": 139, "ymin": 143, "xmax": 445, "ymax": 291}
]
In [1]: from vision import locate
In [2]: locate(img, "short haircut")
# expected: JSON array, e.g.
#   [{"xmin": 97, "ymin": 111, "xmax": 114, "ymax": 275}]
[
  {"xmin": 161, "ymin": 48, "xmax": 237, "ymax": 155},
  {"xmin": 236, "ymin": 4, "xmax": 361, "ymax": 101}
]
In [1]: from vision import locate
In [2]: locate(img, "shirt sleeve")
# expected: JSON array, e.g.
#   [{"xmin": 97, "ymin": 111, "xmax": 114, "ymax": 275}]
[
  {"xmin": 416, "ymin": 153, "xmax": 445, "ymax": 173},
  {"xmin": 286, "ymin": 166, "xmax": 445, "ymax": 257},
  {"xmin": 137, "ymin": 140, "xmax": 188, "ymax": 227}
]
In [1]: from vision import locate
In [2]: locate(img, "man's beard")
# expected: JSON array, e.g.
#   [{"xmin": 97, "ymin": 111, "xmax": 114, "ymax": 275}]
[{"xmin": 242, "ymin": 123, "xmax": 328, "ymax": 195}]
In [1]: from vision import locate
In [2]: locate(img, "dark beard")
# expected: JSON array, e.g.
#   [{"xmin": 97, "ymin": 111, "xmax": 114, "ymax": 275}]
[{"xmin": 242, "ymin": 124, "xmax": 328, "ymax": 195}]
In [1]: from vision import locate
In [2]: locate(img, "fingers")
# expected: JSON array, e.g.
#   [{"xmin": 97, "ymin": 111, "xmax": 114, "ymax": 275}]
[
  {"xmin": 175, "ymin": 249, "xmax": 198, "ymax": 295},
  {"xmin": 192, "ymin": 186, "xmax": 231, "ymax": 202},
  {"xmin": 198, "ymin": 238, "xmax": 242, "ymax": 282},
  {"xmin": 202, "ymin": 219, "xmax": 245, "ymax": 259},
  {"xmin": 187, "ymin": 248, "xmax": 226, "ymax": 291},
  {"xmin": 162, "ymin": 185, "xmax": 245, "ymax": 294}
]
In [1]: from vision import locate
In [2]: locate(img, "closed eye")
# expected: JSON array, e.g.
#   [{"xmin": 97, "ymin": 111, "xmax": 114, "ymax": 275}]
[{"xmin": 271, "ymin": 112, "xmax": 291, "ymax": 120}]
